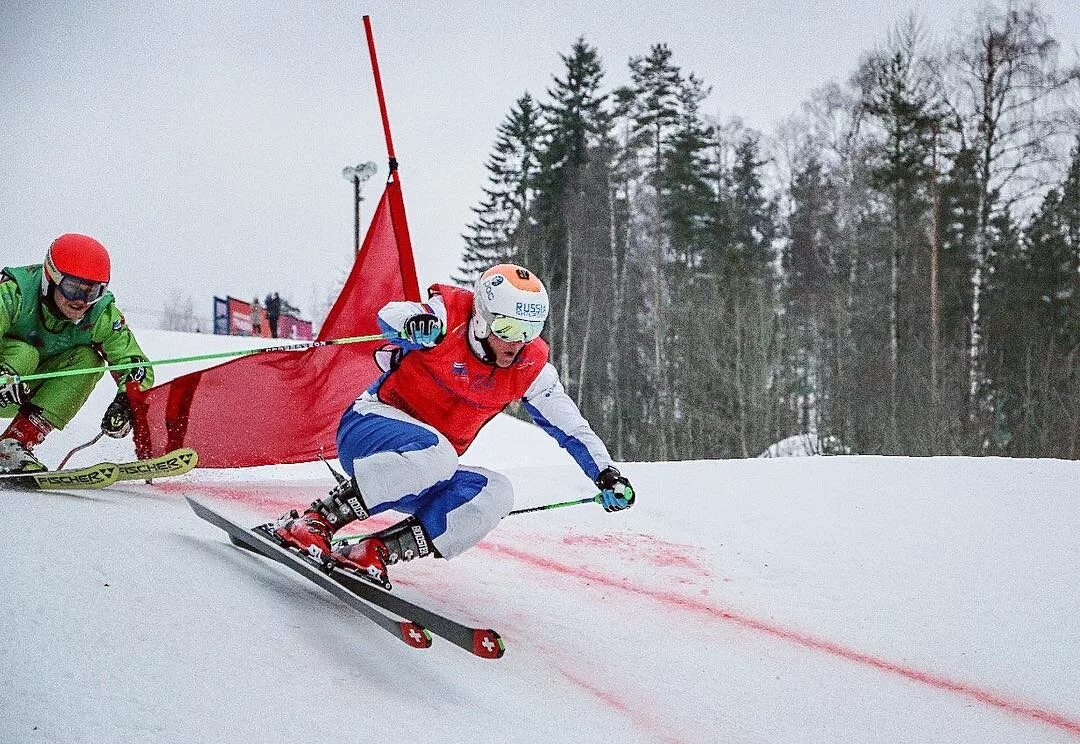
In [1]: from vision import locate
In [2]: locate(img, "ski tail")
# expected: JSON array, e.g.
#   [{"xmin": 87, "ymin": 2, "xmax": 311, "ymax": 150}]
[
  {"xmin": 185, "ymin": 497, "xmax": 432, "ymax": 649},
  {"xmin": 0, "ymin": 448, "xmax": 198, "ymax": 490},
  {"xmin": 0, "ymin": 462, "xmax": 120, "ymax": 490},
  {"xmin": 186, "ymin": 496, "xmax": 503, "ymax": 658}
]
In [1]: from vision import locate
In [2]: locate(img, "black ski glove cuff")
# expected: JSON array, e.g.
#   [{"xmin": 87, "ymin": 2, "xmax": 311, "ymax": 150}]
[{"xmin": 595, "ymin": 466, "xmax": 628, "ymax": 490}]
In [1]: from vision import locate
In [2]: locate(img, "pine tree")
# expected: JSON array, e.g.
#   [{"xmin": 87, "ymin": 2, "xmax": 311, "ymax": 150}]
[
  {"xmin": 663, "ymin": 74, "xmax": 714, "ymax": 271},
  {"xmin": 945, "ymin": 2, "xmax": 1078, "ymax": 441},
  {"xmin": 986, "ymin": 140, "xmax": 1080, "ymax": 456},
  {"xmin": 782, "ymin": 155, "xmax": 844, "ymax": 439},
  {"xmin": 659, "ymin": 74, "xmax": 720, "ymax": 457},
  {"xmin": 718, "ymin": 132, "xmax": 781, "ymax": 456},
  {"xmin": 930, "ymin": 142, "xmax": 981, "ymax": 451},
  {"xmin": 858, "ymin": 19, "xmax": 944, "ymax": 452},
  {"xmin": 532, "ymin": 38, "xmax": 610, "ymax": 385},
  {"xmin": 1058, "ymin": 138, "xmax": 1080, "ymax": 356},
  {"xmin": 623, "ymin": 43, "xmax": 684, "ymax": 459},
  {"xmin": 727, "ymin": 135, "xmax": 777, "ymax": 277},
  {"xmin": 599, "ymin": 84, "xmax": 649, "ymax": 458},
  {"xmin": 456, "ymin": 93, "xmax": 543, "ymax": 286}
]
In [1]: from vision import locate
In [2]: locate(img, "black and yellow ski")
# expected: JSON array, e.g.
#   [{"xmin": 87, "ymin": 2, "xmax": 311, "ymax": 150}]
[
  {"xmin": 115, "ymin": 448, "xmax": 198, "ymax": 481},
  {"xmin": 0, "ymin": 448, "xmax": 198, "ymax": 490},
  {"xmin": 0, "ymin": 461, "xmax": 120, "ymax": 490}
]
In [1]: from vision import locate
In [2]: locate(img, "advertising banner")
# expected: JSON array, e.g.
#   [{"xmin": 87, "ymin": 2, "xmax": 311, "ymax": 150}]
[
  {"xmin": 213, "ymin": 297, "xmax": 229, "ymax": 335},
  {"xmin": 276, "ymin": 314, "xmax": 313, "ymax": 340},
  {"xmin": 212, "ymin": 296, "xmax": 312, "ymax": 340}
]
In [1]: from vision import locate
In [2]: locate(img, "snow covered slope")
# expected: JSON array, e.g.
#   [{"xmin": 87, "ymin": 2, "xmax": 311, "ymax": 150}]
[{"xmin": 2, "ymin": 328, "xmax": 1078, "ymax": 743}]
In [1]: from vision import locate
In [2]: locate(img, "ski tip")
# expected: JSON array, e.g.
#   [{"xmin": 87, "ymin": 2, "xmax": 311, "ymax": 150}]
[
  {"xmin": 471, "ymin": 629, "xmax": 505, "ymax": 659},
  {"xmin": 176, "ymin": 448, "xmax": 199, "ymax": 470},
  {"xmin": 123, "ymin": 448, "xmax": 199, "ymax": 481},
  {"xmin": 400, "ymin": 622, "xmax": 433, "ymax": 649}
]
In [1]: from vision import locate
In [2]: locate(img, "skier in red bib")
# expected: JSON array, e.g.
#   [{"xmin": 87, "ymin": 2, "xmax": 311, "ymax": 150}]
[{"xmin": 271, "ymin": 263, "xmax": 635, "ymax": 586}]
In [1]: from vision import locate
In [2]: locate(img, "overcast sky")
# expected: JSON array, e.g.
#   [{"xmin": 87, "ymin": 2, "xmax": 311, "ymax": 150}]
[{"xmin": 2, "ymin": 1, "xmax": 1078, "ymax": 326}]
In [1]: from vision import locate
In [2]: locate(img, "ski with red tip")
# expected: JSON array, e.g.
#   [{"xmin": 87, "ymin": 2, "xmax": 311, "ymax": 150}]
[
  {"xmin": 329, "ymin": 565, "xmax": 505, "ymax": 659},
  {"xmin": 185, "ymin": 497, "xmax": 431, "ymax": 650}
]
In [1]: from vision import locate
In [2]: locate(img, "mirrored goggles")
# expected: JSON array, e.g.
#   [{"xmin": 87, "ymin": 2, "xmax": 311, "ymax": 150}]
[
  {"xmin": 490, "ymin": 314, "xmax": 544, "ymax": 343},
  {"xmin": 55, "ymin": 275, "xmax": 108, "ymax": 304}
]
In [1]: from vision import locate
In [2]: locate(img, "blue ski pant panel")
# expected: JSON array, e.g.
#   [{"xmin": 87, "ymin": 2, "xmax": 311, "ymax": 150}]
[
  {"xmin": 337, "ymin": 398, "xmax": 456, "ymax": 508},
  {"xmin": 428, "ymin": 466, "xmax": 513, "ymax": 558},
  {"xmin": 337, "ymin": 398, "xmax": 514, "ymax": 557}
]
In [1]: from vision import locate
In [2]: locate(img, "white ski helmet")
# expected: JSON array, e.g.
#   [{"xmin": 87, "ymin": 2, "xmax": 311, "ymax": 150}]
[{"xmin": 471, "ymin": 264, "xmax": 549, "ymax": 343}]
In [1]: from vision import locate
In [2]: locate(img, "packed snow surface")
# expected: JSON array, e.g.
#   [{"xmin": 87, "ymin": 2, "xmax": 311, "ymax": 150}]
[{"xmin": 2, "ymin": 329, "xmax": 1078, "ymax": 743}]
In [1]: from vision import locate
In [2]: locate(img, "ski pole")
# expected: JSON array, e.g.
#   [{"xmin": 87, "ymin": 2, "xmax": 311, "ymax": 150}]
[
  {"xmin": 330, "ymin": 493, "xmax": 610, "ymax": 547},
  {"xmin": 57, "ymin": 432, "xmax": 104, "ymax": 470},
  {"xmin": 0, "ymin": 333, "xmax": 389, "ymax": 386},
  {"xmin": 507, "ymin": 482, "xmax": 634, "ymax": 517},
  {"xmin": 506, "ymin": 494, "xmax": 602, "ymax": 516}
]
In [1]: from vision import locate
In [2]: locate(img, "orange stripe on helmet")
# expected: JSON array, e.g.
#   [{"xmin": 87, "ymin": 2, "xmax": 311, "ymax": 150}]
[{"xmin": 482, "ymin": 264, "xmax": 543, "ymax": 292}]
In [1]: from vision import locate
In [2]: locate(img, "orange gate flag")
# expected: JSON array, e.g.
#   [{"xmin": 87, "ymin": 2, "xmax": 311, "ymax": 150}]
[{"xmin": 132, "ymin": 181, "xmax": 421, "ymax": 467}]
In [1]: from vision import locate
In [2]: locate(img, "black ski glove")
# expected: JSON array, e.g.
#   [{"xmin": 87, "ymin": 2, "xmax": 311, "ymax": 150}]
[
  {"xmin": 401, "ymin": 313, "xmax": 444, "ymax": 348},
  {"xmin": 101, "ymin": 390, "xmax": 134, "ymax": 438},
  {"xmin": 595, "ymin": 466, "xmax": 635, "ymax": 512},
  {"xmin": 0, "ymin": 365, "xmax": 29, "ymax": 408},
  {"xmin": 120, "ymin": 362, "xmax": 148, "ymax": 386}
]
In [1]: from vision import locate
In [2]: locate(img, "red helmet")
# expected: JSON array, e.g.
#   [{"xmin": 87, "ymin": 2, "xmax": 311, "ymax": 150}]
[{"xmin": 42, "ymin": 234, "xmax": 111, "ymax": 304}]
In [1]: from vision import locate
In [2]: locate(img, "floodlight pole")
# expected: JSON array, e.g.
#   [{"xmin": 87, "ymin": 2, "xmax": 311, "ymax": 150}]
[
  {"xmin": 342, "ymin": 162, "xmax": 377, "ymax": 255},
  {"xmin": 352, "ymin": 171, "xmax": 361, "ymax": 253}
]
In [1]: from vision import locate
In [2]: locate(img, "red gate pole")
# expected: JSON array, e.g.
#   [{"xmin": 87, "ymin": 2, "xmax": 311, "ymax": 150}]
[{"xmin": 362, "ymin": 15, "xmax": 421, "ymax": 301}]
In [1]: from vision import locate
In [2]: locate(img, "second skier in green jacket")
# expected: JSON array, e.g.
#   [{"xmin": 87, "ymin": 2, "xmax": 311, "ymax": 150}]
[{"xmin": 0, "ymin": 234, "xmax": 153, "ymax": 473}]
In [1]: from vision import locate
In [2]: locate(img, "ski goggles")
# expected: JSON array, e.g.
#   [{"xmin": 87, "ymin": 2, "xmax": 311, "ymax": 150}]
[
  {"xmin": 54, "ymin": 275, "xmax": 108, "ymax": 304},
  {"xmin": 490, "ymin": 314, "xmax": 544, "ymax": 343}
]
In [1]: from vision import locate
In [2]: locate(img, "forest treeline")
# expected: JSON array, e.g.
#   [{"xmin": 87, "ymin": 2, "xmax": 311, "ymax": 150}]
[{"xmin": 455, "ymin": 3, "xmax": 1080, "ymax": 459}]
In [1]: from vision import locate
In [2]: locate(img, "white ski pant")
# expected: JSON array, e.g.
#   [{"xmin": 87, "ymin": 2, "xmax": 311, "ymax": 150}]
[{"xmin": 336, "ymin": 397, "xmax": 513, "ymax": 559}]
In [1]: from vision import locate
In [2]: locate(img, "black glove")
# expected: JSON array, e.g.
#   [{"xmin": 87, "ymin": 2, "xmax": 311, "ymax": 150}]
[
  {"xmin": 595, "ymin": 466, "xmax": 635, "ymax": 512},
  {"xmin": 101, "ymin": 391, "xmax": 134, "ymax": 438},
  {"xmin": 120, "ymin": 361, "xmax": 148, "ymax": 386},
  {"xmin": 0, "ymin": 365, "xmax": 29, "ymax": 408},
  {"xmin": 0, "ymin": 381, "xmax": 28, "ymax": 408},
  {"xmin": 401, "ymin": 313, "xmax": 444, "ymax": 348}
]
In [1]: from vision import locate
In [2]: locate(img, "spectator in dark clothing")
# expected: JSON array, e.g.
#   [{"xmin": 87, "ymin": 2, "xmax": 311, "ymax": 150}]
[{"xmin": 266, "ymin": 292, "xmax": 281, "ymax": 338}]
